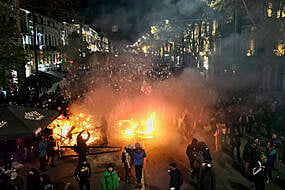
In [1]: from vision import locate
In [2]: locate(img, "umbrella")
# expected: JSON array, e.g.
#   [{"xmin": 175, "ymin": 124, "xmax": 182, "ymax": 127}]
[
  {"xmin": 0, "ymin": 105, "xmax": 58, "ymax": 140},
  {"xmin": 27, "ymin": 71, "xmax": 62, "ymax": 89}
]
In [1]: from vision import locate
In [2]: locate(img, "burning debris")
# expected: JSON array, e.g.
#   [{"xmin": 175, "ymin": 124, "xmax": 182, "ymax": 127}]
[
  {"xmin": 48, "ymin": 113, "xmax": 102, "ymax": 146},
  {"xmin": 118, "ymin": 112, "xmax": 156, "ymax": 140}
]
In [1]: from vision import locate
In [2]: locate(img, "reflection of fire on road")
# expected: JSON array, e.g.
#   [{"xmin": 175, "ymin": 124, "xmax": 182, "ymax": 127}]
[
  {"xmin": 48, "ymin": 113, "xmax": 102, "ymax": 146},
  {"xmin": 118, "ymin": 112, "xmax": 156, "ymax": 140}
]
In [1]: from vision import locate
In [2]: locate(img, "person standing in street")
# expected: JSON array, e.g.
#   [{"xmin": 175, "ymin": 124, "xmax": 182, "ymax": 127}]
[
  {"xmin": 199, "ymin": 162, "xmax": 215, "ymax": 190},
  {"xmin": 186, "ymin": 138, "xmax": 198, "ymax": 176},
  {"xmin": 39, "ymin": 174, "xmax": 53, "ymax": 190},
  {"xmin": 128, "ymin": 142, "xmax": 146, "ymax": 188},
  {"xmin": 101, "ymin": 163, "xmax": 119, "ymax": 190},
  {"xmin": 252, "ymin": 161, "xmax": 269, "ymax": 190},
  {"xmin": 47, "ymin": 136, "xmax": 56, "ymax": 168},
  {"xmin": 230, "ymin": 128, "xmax": 241, "ymax": 162},
  {"xmin": 39, "ymin": 135, "xmax": 48, "ymax": 172},
  {"xmin": 122, "ymin": 145, "xmax": 133, "ymax": 184},
  {"xmin": 26, "ymin": 168, "xmax": 41, "ymax": 190},
  {"xmin": 168, "ymin": 163, "xmax": 183, "ymax": 190},
  {"xmin": 100, "ymin": 116, "xmax": 108, "ymax": 145},
  {"xmin": 74, "ymin": 160, "xmax": 91, "ymax": 190},
  {"xmin": 76, "ymin": 131, "xmax": 90, "ymax": 163}
]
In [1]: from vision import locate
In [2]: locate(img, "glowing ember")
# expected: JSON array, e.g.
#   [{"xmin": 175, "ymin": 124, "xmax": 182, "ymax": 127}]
[
  {"xmin": 118, "ymin": 112, "xmax": 156, "ymax": 140},
  {"xmin": 48, "ymin": 113, "xmax": 101, "ymax": 146}
]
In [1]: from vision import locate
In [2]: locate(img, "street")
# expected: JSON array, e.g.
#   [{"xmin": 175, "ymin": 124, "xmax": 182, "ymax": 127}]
[{"xmin": 15, "ymin": 131, "xmax": 285, "ymax": 190}]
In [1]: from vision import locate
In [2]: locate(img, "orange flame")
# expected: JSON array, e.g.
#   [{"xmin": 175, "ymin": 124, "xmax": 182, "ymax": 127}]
[
  {"xmin": 118, "ymin": 112, "xmax": 156, "ymax": 140},
  {"xmin": 48, "ymin": 113, "xmax": 101, "ymax": 146}
]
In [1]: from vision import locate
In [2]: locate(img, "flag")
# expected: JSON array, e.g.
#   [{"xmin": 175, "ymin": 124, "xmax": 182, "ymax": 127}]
[{"xmin": 141, "ymin": 81, "xmax": 152, "ymax": 96}]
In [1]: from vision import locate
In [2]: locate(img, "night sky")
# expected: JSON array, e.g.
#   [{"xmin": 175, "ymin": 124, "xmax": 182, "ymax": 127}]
[{"xmin": 80, "ymin": 0, "xmax": 209, "ymax": 41}]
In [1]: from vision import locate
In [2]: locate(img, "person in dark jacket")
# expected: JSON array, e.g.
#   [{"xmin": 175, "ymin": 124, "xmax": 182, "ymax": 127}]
[
  {"xmin": 26, "ymin": 168, "xmax": 41, "ymax": 190},
  {"xmin": 7, "ymin": 171, "xmax": 24, "ymax": 190},
  {"xmin": 121, "ymin": 145, "xmax": 133, "ymax": 184},
  {"xmin": 128, "ymin": 143, "xmax": 146, "ymax": 187},
  {"xmin": 243, "ymin": 138, "xmax": 253, "ymax": 176},
  {"xmin": 74, "ymin": 160, "xmax": 91, "ymax": 190},
  {"xmin": 76, "ymin": 131, "xmax": 90, "ymax": 163},
  {"xmin": 39, "ymin": 174, "xmax": 53, "ymax": 190},
  {"xmin": 252, "ymin": 161, "xmax": 269, "ymax": 190},
  {"xmin": 168, "ymin": 163, "xmax": 182, "ymax": 190},
  {"xmin": 230, "ymin": 128, "xmax": 241, "ymax": 162},
  {"xmin": 186, "ymin": 138, "xmax": 198, "ymax": 174},
  {"xmin": 199, "ymin": 162, "xmax": 215, "ymax": 190},
  {"xmin": 47, "ymin": 136, "xmax": 56, "ymax": 167},
  {"xmin": 39, "ymin": 135, "xmax": 48, "ymax": 172}
]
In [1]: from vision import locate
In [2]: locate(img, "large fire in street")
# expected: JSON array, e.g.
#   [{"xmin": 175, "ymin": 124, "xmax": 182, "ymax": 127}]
[
  {"xmin": 48, "ymin": 113, "xmax": 101, "ymax": 146},
  {"xmin": 48, "ymin": 111, "xmax": 158, "ymax": 147},
  {"xmin": 118, "ymin": 112, "xmax": 157, "ymax": 140}
]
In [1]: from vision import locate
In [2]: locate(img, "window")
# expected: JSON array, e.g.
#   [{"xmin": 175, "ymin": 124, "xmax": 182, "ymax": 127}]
[{"xmin": 267, "ymin": 2, "xmax": 273, "ymax": 18}]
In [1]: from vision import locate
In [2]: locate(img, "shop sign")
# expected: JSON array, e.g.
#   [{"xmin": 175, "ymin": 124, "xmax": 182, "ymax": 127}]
[{"xmin": 24, "ymin": 111, "xmax": 45, "ymax": 121}]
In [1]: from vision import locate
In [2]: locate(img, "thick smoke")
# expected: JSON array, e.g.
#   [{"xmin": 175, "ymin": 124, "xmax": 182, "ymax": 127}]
[
  {"xmin": 81, "ymin": 0, "xmax": 209, "ymax": 40},
  {"xmin": 69, "ymin": 51, "xmax": 217, "ymax": 147}
]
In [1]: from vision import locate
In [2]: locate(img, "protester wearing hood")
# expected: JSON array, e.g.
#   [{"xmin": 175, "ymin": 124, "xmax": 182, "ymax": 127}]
[
  {"xmin": 101, "ymin": 163, "xmax": 119, "ymax": 190},
  {"xmin": 74, "ymin": 160, "xmax": 91, "ymax": 190},
  {"xmin": 197, "ymin": 142, "xmax": 212, "ymax": 164},
  {"xmin": 186, "ymin": 138, "xmax": 198, "ymax": 175},
  {"xmin": 128, "ymin": 142, "xmax": 146, "ymax": 187},
  {"xmin": 26, "ymin": 168, "xmax": 41, "ymax": 190},
  {"xmin": 168, "ymin": 163, "xmax": 183, "ymax": 190},
  {"xmin": 6, "ymin": 171, "xmax": 24, "ymax": 190}
]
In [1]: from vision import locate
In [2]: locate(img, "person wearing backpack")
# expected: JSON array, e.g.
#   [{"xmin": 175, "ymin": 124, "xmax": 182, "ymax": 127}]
[
  {"xmin": 101, "ymin": 163, "xmax": 119, "ymax": 190},
  {"xmin": 168, "ymin": 163, "xmax": 183, "ymax": 190},
  {"xmin": 74, "ymin": 160, "xmax": 91, "ymax": 190}
]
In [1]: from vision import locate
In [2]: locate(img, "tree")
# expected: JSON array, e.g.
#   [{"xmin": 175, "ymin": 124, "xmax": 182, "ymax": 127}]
[
  {"xmin": 0, "ymin": 2, "xmax": 26, "ymax": 89},
  {"xmin": 62, "ymin": 32, "xmax": 91, "ymax": 70}
]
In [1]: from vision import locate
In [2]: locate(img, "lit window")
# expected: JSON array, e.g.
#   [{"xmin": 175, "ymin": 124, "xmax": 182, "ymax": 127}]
[
  {"xmin": 246, "ymin": 39, "xmax": 255, "ymax": 56},
  {"xmin": 274, "ymin": 44, "xmax": 285, "ymax": 56},
  {"xmin": 277, "ymin": 10, "xmax": 281, "ymax": 18},
  {"xmin": 282, "ymin": 7, "xmax": 285, "ymax": 18},
  {"xmin": 267, "ymin": 2, "xmax": 273, "ymax": 17}
]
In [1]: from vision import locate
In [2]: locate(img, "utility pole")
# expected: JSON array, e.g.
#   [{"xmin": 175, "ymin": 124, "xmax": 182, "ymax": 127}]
[{"xmin": 32, "ymin": 0, "xmax": 38, "ymax": 73}]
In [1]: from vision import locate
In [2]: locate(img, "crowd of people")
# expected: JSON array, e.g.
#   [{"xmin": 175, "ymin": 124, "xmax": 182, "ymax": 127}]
[{"xmin": 178, "ymin": 90, "xmax": 285, "ymax": 190}]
